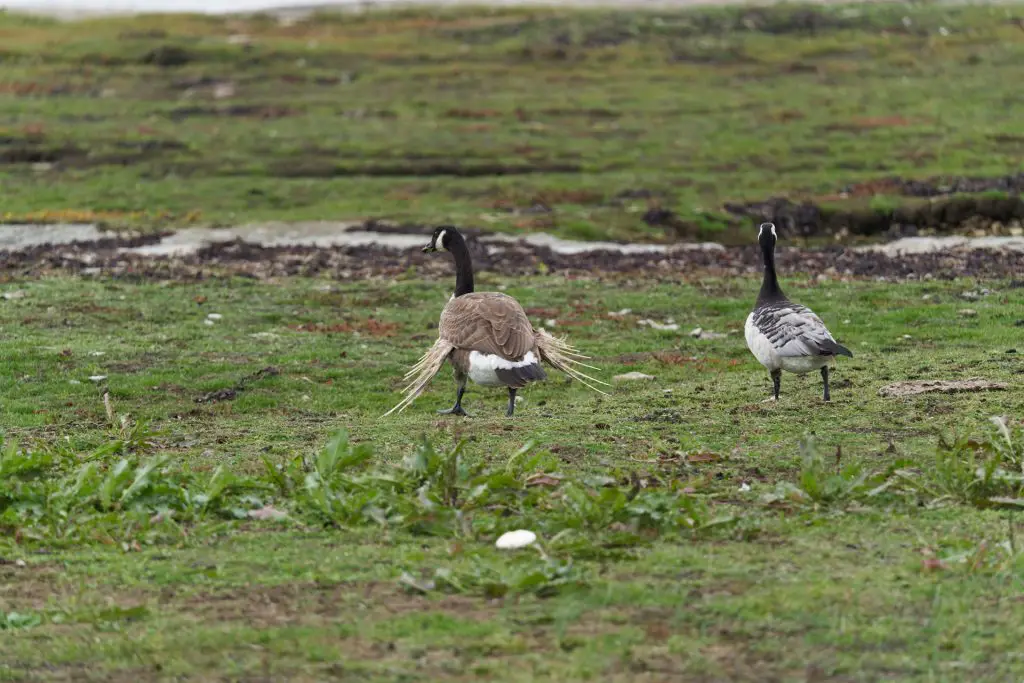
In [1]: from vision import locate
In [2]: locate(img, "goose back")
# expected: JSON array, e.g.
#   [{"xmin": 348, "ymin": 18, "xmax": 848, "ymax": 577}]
[
  {"xmin": 750, "ymin": 300, "xmax": 846, "ymax": 358},
  {"xmin": 438, "ymin": 292, "xmax": 537, "ymax": 360}
]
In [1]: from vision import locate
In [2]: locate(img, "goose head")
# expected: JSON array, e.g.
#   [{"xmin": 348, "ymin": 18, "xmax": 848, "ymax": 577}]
[
  {"xmin": 423, "ymin": 225, "xmax": 459, "ymax": 253},
  {"xmin": 757, "ymin": 222, "xmax": 777, "ymax": 250}
]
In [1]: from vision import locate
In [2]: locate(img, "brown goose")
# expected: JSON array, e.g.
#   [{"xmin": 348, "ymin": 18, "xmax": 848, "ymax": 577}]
[{"xmin": 383, "ymin": 226, "xmax": 607, "ymax": 418}]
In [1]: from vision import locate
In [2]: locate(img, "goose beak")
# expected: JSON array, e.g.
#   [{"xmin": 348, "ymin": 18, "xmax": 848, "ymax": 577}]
[{"xmin": 422, "ymin": 243, "xmax": 436, "ymax": 253}]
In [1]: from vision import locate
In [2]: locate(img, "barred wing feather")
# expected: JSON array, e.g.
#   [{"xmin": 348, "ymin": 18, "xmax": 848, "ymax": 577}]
[{"xmin": 752, "ymin": 303, "xmax": 846, "ymax": 358}]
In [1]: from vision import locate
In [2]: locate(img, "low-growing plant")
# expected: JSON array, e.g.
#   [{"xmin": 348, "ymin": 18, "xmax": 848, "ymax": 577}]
[
  {"xmin": 0, "ymin": 611, "xmax": 41, "ymax": 631},
  {"xmin": 400, "ymin": 547, "xmax": 587, "ymax": 599},
  {"xmin": 893, "ymin": 417, "xmax": 1023, "ymax": 509},
  {"xmin": 922, "ymin": 517, "xmax": 1022, "ymax": 576},
  {"xmin": 762, "ymin": 436, "xmax": 891, "ymax": 510},
  {"xmin": 1, "ymin": 434, "xmax": 272, "ymax": 548}
]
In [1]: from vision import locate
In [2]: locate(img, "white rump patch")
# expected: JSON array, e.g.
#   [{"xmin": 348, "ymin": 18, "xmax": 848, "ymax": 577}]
[{"xmin": 468, "ymin": 350, "xmax": 538, "ymax": 386}]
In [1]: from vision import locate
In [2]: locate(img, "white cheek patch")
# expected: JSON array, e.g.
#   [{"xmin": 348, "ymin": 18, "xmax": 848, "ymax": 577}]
[
  {"xmin": 770, "ymin": 224, "xmax": 777, "ymax": 238},
  {"xmin": 436, "ymin": 229, "xmax": 447, "ymax": 251}
]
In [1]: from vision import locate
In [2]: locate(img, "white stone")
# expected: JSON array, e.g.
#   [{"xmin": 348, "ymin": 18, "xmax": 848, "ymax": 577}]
[{"xmin": 495, "ymin": 529, "xmax": 537, "ymax": 550}]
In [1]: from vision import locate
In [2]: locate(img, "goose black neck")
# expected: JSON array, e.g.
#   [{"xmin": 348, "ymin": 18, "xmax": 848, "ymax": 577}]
[
  {"xmin": 449, "ymin": 234, "xmax": 475, "ymax": 297},
  {"xmin": 757, "ymin": 238, "xmax": 785, "ymax": 305}
]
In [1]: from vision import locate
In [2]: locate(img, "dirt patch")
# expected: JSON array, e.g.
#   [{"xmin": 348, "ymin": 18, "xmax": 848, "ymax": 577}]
[
  {"xmin": 167, "ymin": 104, "xmax": 298, "ymax": 122},
  {"xmin": 0, "ymin": 142, "xmax": 83, "ymax": 164},
  {"xmin": 725, "ymin": 194, "xmax": 1024, "ymax": 240},
  {"xmin": 2, "ymin": 220, "xmax": 1024, "ymax": 282},
  {"xmin": 0, "ymin": 133, "xmax": 190, "ymax": 170},
  {"xmin": 877, "ymin": 379, "xmax": 1009, "ymax": 398},
  {"xmin": 141, "ymin": 45, "xmax": 192, "ymax": 67},
  {"xmin": 178, "ymin": 579, "xmax": 492, "ymax": 628},
  {"xmin": 459, "ymin": 6, "xmax": 904, "ymax": 57},
  {"xmin": 825, "ymin": 116, "xmax": 924, "ymax": 132},
  {"xmin": 489, "ymin": 189, "xmax": 605, "ymax": 212},
  {"xmin": 839, "ymin": 172, "xmax": 1024, "ymax": 199},
  {"xmin": 444, "ymin": 108, "xmax": 503, "ymax": 119},
  {"xmin": 261, "ymin": 160, "xmax": 583, "ymax": 179},
  {"xmin": 195, "ymin": 365, "xmax": 279, "ymax": 404},
  {"xmin": 0, "ymin": 564, "xmax": 65, "ymax": 611},
  {"xmin": 0, "ymin": 81, "xmax": 89, "ymax": 97}
]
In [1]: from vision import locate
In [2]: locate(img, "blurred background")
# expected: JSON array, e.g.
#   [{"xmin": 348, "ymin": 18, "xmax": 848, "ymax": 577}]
[{"xmin": 0, "ymin": 0, "xmax": 1021, "ymax": 251}]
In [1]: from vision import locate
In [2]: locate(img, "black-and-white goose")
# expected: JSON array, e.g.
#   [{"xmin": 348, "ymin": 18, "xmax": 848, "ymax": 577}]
[
  {"xmin": 383, "ymin": 226, "xmax": 607, "ymax": 418},
  {"xmin": 745, "ymin": 222, "xmax": 852, "ymax": 402}
]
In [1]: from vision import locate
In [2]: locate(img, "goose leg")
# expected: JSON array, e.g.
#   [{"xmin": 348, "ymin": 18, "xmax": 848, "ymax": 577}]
[
  {"xmin": 771, "ymin": 369, "xmax": 782, "ymax": 401},
  {"xmin": 506, "ymin": 388, "xmax": 517, "ymax": 417},
  {"xmin": 438, "ymin": 377, "xmax": 470, "ymax": 417},
  {"xmin": 821, "ymin": 366, "xmax": 831, "ymax": 402}
]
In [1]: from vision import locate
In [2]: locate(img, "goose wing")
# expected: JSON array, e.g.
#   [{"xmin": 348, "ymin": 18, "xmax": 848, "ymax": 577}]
[
  {"xmin": 438, "ymin": 292, "xmax": 536, "ymax": 360},
  {"xmin": 752, "ymin": 302, "xmax": 846, "ymax": 357}
]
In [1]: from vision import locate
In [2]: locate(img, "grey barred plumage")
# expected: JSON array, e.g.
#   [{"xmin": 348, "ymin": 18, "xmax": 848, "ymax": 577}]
[
  {"xmin": 745, "ymin": 222, "xmax": 852, "ymax": 402},
  {"xmin": 750, "ymin": 301, "xmax": 852, "ymax": 360}
]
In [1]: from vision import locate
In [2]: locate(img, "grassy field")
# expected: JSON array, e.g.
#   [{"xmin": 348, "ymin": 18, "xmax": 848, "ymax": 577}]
[
  {"xmin": 0, "ymin": 271, "xmax": 1022, "ymax": 681},
  {"xmin": 1, "ymin": 2, "xmax": 1024, "ymax": 681},
  {"xmin": 0, "ymin": 3, "xmax": 1023, "ymax": 241}
]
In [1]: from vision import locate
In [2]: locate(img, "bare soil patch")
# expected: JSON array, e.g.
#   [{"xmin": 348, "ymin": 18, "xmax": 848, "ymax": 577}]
[
  {"xmin": 877, "ymin": 379, "xmax": 1009, "ymax": 398},
  {"xmin": 725, "ymin": 193, "xmax": 1024, "ymax": 240},
  {"xmin": 2, "ymin": 224, "xmax": 1024, "ymax": 283}
]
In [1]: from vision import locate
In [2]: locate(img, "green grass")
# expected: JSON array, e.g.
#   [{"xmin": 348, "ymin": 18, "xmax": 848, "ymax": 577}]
[
  {"xmin": 0, "ymin": 3, "xmax": 1023, "ymax": 240},
  {"xmin": 0, "ymin": 271, "xmax": 1022, "ymax": 681},
  {"xmin": 1, "ymin": 3, "xmax": 1023, "ymax": 679}
]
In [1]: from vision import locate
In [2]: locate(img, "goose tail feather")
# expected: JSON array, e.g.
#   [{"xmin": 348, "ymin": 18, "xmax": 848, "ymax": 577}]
[
  {"xmin": 535, "ymin": 329, "xmax": 609, "ymax": 396},
  {"xmin": 382, "ymin": 338, "xmax": 455, "ymax": 417}
]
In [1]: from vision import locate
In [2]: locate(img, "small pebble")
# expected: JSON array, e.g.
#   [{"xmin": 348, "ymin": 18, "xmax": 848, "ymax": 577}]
[
  {"xmin": 614, "ymin": 372, "xmax": 655, "ymax": 382},
  {"xmin": 496, "ymin": 529, "xmax": 537, "ymax": 550}
]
